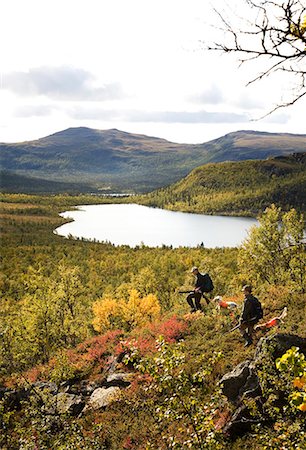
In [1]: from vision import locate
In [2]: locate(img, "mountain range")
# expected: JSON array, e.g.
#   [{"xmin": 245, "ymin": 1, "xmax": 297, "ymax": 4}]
[{"xmin": 1, "ymin": 127, "xmax": 306, "ymax": 193}]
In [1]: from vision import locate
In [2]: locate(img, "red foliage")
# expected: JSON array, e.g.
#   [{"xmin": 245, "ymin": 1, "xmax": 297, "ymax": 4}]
[
  {"xmin": 78, "ymin": 330, "xmax": 124, "ymax": 364},
  {"xmin": 122, "ymin": 436, "xmax": 134, "ymax": 449},
  {"xmin": 19, "ymin": 329, "xmax": 125, "ymax": 384},
  {"xmin": 22, "ymin": 365, "xmax": 44, "ymax": 383},
  {"xmin": 115, "ymin": 336, "xmax": 156, "ymax": 357},
  {"xmin": 148, "ymin": 315, "xmax": 188, "ymax": 343}
]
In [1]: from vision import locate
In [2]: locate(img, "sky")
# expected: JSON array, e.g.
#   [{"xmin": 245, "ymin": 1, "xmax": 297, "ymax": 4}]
[{"xmin": 0, "ymin": 0, "xmax": 305, "ymax": 144}]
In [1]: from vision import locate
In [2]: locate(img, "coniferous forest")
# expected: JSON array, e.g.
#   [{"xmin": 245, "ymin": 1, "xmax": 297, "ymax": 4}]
[{"xmin": 0, "ymin": 192, "xmax": 305, "ymax": 449}]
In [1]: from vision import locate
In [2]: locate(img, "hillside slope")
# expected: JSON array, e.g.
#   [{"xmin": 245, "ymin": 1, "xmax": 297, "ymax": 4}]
[
  {"xmin": 0, "ymin": 170, "xmax": 98, "ymax": 194},
  {"xmin": 138, "ymin": 153, "xmax": 306, "ymax": 216},
  {"xmin": 1, "ymin": 128, "xmax": 305, "ymax": 192}
]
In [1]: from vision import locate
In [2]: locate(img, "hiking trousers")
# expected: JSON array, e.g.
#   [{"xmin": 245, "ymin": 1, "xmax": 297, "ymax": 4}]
[
  {"xmin": 187, "ymin": 292, "xmax": 203, "ymax": 311},
  {"xmin": 239, "ymin": 319, "xmax": 258, "ymax": 343}
]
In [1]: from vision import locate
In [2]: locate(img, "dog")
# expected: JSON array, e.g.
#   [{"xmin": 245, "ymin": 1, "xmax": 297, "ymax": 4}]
[
  {"xmin": 213, "ymin": 296, "xmax": 238, "ymax": 311},
  {"xmin": 254, "ymin": 307, "xmax": 288, "ymax": 331}
]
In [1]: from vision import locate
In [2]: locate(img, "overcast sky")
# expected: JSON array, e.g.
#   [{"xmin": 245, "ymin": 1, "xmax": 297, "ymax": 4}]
[{"xmin": 1, "ymin": 0, "xmax": 305, "ymax": 144}]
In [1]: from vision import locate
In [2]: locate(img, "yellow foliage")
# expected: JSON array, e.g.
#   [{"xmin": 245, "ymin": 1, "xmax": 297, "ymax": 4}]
[
  {"xmin": 123, "ymin": 289, "xmax": 161, "ymax": 328},
  {"xmin": 290, "ymin": 14, "xmax": 306, "ymax": 39},
  {"xmin": 92, "ymin": 289, "xmax": 161, "ymax": 332},
  {"xmin": 299, "ymin": 402, "xmax": 306, "ymax": 412},
  {"xmin": 293, "ymin": 376, "xmax": 306, "ymax": 389},
  {"xmin": 92, "ymin": 297, "xmax": 125, "ymax": 332}
]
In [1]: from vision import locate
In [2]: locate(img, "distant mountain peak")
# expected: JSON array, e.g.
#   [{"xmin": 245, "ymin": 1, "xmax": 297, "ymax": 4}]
[{"xmin": 1, "ymin": 127, "xmax": 305, "ymax": 194}]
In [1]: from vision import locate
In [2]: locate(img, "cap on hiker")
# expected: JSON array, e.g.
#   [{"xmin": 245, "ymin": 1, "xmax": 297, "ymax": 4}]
[
  {"xmin": 191, "ymin": 266, "xmax": 198, "ymax": 273},
  {"xmin": 242, "ymin": 285, "xmax": 252, "ymax": 293}
]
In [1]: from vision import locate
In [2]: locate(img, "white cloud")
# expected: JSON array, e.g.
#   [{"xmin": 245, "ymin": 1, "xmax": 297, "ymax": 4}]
[
  {"xmin": 0, "ymin": 0, "xmax": 305, "ymax": 143},
  {"xmin": 68, "ymin": 106, "xmax": 249, "ymax": 124},
  {"xmin": 14, "ymin": 104, "xmax": 55, "ymax": 118},
  {"xmin": 3, "ymin": 66, "xmax": 124, "ymax": 101},
  {"xmin": 189, "ymin": 85, "xmax": 225, "ymax": 105}
]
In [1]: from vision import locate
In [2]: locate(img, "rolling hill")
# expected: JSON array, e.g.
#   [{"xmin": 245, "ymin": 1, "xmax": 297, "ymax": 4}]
[
  {"xmin": 0, "ymin": 170, "xmax": 97, "ymax": 194},
  {"xmin": 1, "ymin": 127, "xmax": 306, "ymax": 193},
  {"xmin": 137, "ymin": 153, "xmax": 306, "ymax": 216}
]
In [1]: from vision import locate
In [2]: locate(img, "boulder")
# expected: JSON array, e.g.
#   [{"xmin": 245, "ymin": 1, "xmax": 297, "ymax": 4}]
[
  {"xmin": 255, "ymin": 333, "xmax": 306, "ymax": 361},
  {"xmin": 84, "ymin": 386, "xmax": 121, "ymax": 412},
  {"xmin": 219, "ymin": 360, "xmax": 260, "ymax": 404},
  {"xmin": 32, "ymin": 381, "xmax": 58, "ymax": 394},
  {"xmin": 53, "ymin": 393, "xmax": 85, "ymax": 416},
  {"xmin": 65, "ymin": 380, "xmax": 100, "ymax": 396},
  {"xmin": 219, "ymin": 333, "xmax": 306, "ymax": 439},
  {"xmin": 105, "ymin": 372, "xmax": 134, "ymax": 388},
  {"xmin": 223, "ymin": 403, "xmax": 268, "ymax": 437}
]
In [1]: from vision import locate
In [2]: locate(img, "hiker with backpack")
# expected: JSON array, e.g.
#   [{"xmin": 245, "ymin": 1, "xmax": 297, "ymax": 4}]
[
  {"xmin": 239, "ymin": 285, "xmax": 263, "ymax": 347},
  {"xmin": 186, "ymin": 267, "xmax": 214, "ymax": 312}
]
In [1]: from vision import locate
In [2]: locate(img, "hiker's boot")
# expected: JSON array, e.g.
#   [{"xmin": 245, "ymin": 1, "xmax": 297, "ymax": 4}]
[
  {"xmin": 244, "ymin": 336, "xmax": 253, "ymax": 347},
  {"xmin": 242, "ymin": 332, "xmax": 252, "ymax": 347}
]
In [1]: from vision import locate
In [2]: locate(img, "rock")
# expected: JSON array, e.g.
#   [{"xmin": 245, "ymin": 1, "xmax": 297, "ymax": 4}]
[
  {"xmin": 32, "ymin": 381, "xmax": 58, "ymax": 394},
  {"xmin": 53, "ymin": 393, "xmax": 85, "ymax": 416},
  {"xmin": 105, "ymin": 372, "xmax": 134, "ymax": 388},
  {"xmin": 65, "ymin": 380, "xmax": 100, "ymax": 396},
  {"xmin": 223, "ymin": 402, "xmax": 268, "ymax": 438},
  {"xmin": 219, "ymin": 360, "xmax": 260, "ymax": 404},
  {"xmin": 255, "ymin": 333, "xmax": 306, "ymax": 361},
  {"xmin": 219, "ymin": 333, "xmax": 306, "ymax": 439},
  {"xmin": 84, "ymin": 386, "xmax": 121, "ymax": 412}
]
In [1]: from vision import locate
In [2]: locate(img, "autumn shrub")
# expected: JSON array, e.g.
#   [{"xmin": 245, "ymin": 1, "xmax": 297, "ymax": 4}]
[
  {"xmin": 147, "ymin": 314, "xmax": 188, "ymax": 342},
  {"xmin": 92, "ymin": 289, "xmax": 161, "ymax": 333},
  {"xmin": 115, "ymin": 337, "xmax": 156, "ymax": 360},
  {"xmin": 122, "ymin": 338, "xmax": 226, "ymax": 449},
  {"xmin": 92, "ymin": 297, "xmax": 126, "ymax": 332},
  {"xmin": 276, "ymin": 347, "xmax": 306, "ymax": 412}
]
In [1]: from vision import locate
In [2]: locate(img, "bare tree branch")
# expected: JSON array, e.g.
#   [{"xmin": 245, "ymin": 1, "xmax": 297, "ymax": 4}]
[{"xmin": 207, "ymin": 0, "xmax": 306, "ymax": 116}]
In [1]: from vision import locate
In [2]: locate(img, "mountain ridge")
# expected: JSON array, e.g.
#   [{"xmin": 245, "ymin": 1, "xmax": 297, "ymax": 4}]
[{"xmin": 1, "ymin": 127, "xmax": 305, "ymax": 192}]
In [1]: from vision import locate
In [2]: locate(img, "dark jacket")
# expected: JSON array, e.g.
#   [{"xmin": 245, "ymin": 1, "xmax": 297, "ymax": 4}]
[
  {"xmin": 241, "ymin": 294, "xmax": 259, "ymax": 322},
  {"xmin": 195, "ymin": 272, "xmax": 210, "ymax": 293}
]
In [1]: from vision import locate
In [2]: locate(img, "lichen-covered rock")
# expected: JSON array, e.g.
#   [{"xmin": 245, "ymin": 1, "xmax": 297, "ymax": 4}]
[
  {"xmin": 53, "ymin": 392, "xmax": 85, "ymax": 416},
  {"xmin": 65, "ymin": 380, "xmax": 100, "ymax": 396},
  {"xmin": 255, "ymin": 333, "xmax": 306, "ymax": 361},
  {"xmin": 219, "ymin": 333, "xmax": 306, "ymax": 438},
  {"xmin": 219, "ymin": 361, "xmax": 253, "ymax": 403},
  {"xmin": 105, "ymin": 372, "xmax": 134, "ymax": 388},
  {"xmin": 84, "ymin": 386, "xmax": 121, "ymax": 412}
]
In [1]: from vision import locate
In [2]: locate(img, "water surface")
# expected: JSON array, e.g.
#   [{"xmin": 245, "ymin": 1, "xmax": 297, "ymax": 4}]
[{"xmin": 55, "ymin": 204, "xmax": 258, "ymax": 248}]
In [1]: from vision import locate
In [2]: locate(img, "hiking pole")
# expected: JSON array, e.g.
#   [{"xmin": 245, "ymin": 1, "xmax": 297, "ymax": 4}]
[
  {"xmin": 225, "ymin": 322, "xmax": 241, "ymax": 334},
  {"xmin": 225, "ymin": 316, "xmax": 258, "ymax": 334},
  {"xmin": 178, "ymin": 290, "xmax": 195, "ymax": 294}
]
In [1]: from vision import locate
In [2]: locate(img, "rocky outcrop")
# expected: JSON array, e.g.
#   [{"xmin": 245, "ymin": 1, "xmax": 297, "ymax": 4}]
[
  {"xmin": 105, "ymin": 372, "xmax": 134, "ymax": 388},
  {"xmin": 255, "ymin": 333, "xmax": 306, "ymax": 361},
  {"xmin": 219, "ymin": 360, "xmax": 260, "ymax": 404},
  {"xmin": 83, "ymin": 386, "xmax": 121, "ymax": 413},
  {"xmin": 220, "ymin": 333, "xmax": 306, "ymax": 438},
  {"xmin": 1, "ymin": 355, "xmax": 135, "ymax": 417}
]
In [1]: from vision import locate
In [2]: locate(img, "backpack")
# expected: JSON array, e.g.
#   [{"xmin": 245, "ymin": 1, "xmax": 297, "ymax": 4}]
[
  {"xmin": 252, "ymin": 296, "xmax": 263, "ymax": 320},
  {"xmin": 202, "ymin": 273, "xmax": 214, "ymax": 293}
]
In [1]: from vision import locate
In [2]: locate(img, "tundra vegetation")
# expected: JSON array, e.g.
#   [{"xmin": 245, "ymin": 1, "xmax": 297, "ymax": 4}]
[{"xmin": 0, "ymin": 193, "xmax": 305, "ymax": 449}]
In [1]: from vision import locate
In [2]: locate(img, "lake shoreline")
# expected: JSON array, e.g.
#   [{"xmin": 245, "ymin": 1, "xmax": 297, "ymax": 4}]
[{"xmin": 55, "ymin": 203, "xmax": 258, "ymax": 249}]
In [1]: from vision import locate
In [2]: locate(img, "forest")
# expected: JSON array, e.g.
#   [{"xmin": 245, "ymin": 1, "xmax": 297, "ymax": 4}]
[
  {"xmin": 0, "ymin": 192, "xmax": 305, "ymax": 449},
  {"xmin": 137, "ymin": 154, "xmax": 306, "ymax": 217}
]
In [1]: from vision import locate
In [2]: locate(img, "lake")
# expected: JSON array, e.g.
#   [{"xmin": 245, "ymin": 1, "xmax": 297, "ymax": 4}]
[{"xmin": 54, "ymin": 204, "xmax": 258, "ymax": 248}]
